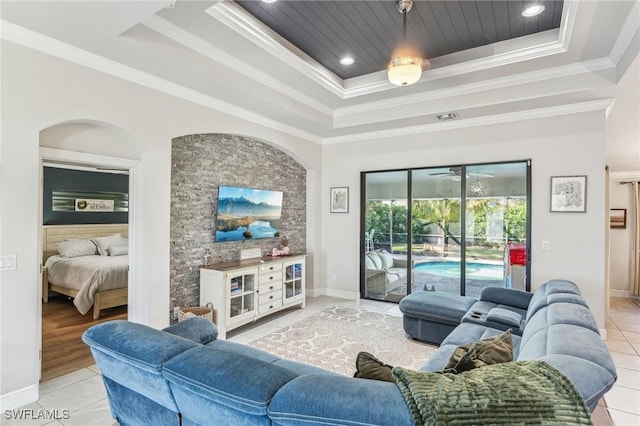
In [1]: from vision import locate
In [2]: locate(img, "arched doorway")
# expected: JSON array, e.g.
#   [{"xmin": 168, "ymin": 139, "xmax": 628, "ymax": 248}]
[{"xmin": 38, "ymin": 120, "xmax": 140, "ymax": 381}]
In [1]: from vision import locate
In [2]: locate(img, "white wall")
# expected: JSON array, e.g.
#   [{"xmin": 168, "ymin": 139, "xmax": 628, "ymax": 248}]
[
  {"xmin": 321, "ymin": 111, "xmax": 608, "ymax": 327},
  {"xmin": 609, "ymin": 176, "xmax": 638, "ymax": 293},
  {"xmin": 0, "ymin": 41, "xmax": 322, "ymax": 408}
]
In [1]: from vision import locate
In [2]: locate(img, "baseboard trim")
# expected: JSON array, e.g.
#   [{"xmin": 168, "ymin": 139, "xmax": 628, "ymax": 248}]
[
  {"xmin": 0, "ymin": 384, "xmax": 38, "ymax": 411},
  {"xmin": 308, "ymin": 287, "xmax": 359, "ymax": 300},
  {"xmin": 599, "ymin": 328, "xmax": 608, "ymax": 340},
  {"xmin": 610, "ymin": 289, "xmax": 639, "ymax": 299}
]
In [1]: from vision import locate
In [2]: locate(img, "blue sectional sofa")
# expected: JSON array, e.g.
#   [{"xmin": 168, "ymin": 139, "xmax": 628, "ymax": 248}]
[{"xmin": 82, "ymin": 279, "xmax": 616, "ymax": 425}]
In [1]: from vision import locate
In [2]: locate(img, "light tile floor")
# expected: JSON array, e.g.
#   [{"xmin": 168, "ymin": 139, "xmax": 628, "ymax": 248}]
[{"xmin": 13, "ymin": 296, "xmax": 640, "ymax": 425}]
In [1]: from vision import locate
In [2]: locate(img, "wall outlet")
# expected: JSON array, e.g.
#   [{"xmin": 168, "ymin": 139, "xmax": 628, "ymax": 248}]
[
  {"xmin": 330, "ymin": 273, "xmax": 336, "ymax": 282},
  {"xmin": 542, "ymin": 241, "xmax": 551, "ymax": 251},
  {"xmin": 240, "ymin": 248, "xmax": 261, "ymax": 260},
  {"xmin": 173, "ymin": 306, "xmax": 180, "ymax": 320}
]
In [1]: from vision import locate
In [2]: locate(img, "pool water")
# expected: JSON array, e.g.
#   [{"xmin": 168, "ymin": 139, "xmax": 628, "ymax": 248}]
[{"xmin": 415, "ymin": 261, "xmax": 503, "ymax": 281}]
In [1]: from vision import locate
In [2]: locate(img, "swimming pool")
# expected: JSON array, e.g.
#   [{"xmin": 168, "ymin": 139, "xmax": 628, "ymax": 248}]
[{"xmin": 415, "ymin": 261, "xmax": 503, "ymax": 281}]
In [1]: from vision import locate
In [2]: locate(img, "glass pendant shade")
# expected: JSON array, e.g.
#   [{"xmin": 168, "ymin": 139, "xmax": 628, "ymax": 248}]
[{"xmin": 388, "ymin": 56, "xmax": 423, "ymax": 86}]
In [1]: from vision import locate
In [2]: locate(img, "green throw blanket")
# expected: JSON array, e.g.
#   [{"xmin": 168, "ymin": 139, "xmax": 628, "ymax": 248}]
[{"xmin": 392, "ymin": 361, "xmax": 592, "ymax": 425}]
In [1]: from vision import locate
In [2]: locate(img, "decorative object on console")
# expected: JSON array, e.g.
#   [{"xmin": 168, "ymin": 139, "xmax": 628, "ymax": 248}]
[
  {"xmin": 330, "ymin": 187, "xmax": 349, "ymax": 213},
  {"xmin": 204, "ymin": 248, "xmax": 213, "ymax": 266},
  {"xmin": 272, "ymin": 247, "xmax": 290, "ymax": 257},
  {"xmin": 550, "ymin": 175, "xmax": 587, "ymax": 212}
]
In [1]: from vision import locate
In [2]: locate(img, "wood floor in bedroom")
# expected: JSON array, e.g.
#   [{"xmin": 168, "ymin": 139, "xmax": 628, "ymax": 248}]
[{"xmin": 41, "ymin": 295, "xmax": 127, "ymax": 382}]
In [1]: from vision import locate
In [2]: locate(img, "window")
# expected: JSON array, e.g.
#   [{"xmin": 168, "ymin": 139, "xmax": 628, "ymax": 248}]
[{"xmin": 361, "ymin": 161, "xmax": 530, "ymax": 301}]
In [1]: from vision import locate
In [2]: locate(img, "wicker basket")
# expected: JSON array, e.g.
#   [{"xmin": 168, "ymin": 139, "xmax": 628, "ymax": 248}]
[{"xmin": 178, "ymin": 302, "xmax": 214, "ymax": 322}]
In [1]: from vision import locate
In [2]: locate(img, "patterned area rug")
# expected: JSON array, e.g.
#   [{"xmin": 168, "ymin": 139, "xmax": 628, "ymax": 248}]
[{"xmin": 248, "ymin": 306, "xmax": 437, "ymax": 376}]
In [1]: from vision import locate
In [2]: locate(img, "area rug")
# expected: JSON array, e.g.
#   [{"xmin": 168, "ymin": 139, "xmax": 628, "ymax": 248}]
[{"xmin": 248, "ymin": 306, "xmax": 437, "ymax": 376}]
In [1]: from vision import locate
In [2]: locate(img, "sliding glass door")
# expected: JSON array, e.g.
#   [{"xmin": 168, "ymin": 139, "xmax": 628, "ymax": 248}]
[{"xmin": 361, "ymin": 161, "xmax": 530, "ymax": 302}]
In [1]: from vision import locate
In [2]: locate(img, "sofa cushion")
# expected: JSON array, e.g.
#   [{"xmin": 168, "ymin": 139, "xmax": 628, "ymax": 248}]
[
  {"xmin": 82, "ymin": 320, "xmax": 198, "ymax": 412},
  {"xmin": 525, "ymin": 279, "xmax": 585, "ymax": 322},
  {"xmin": 163, "ymin": 346, "xmax": 299, "ymax": 419},
  {"xmin": 376, "ymin": 250, "xmax": 395, "ymax": 269},
  {"xmin": 163, "ymin": 317, "xmax": 218, "ymax": 345},
  {"xmin": 353, "ymin": 352, "xmax": 395, "ymax": 382},
  {"xmin": 486, "ymin": 308, "xmax": 523, "ymax": 328},
  {"xmin": 444, "ymin": 329, "xmax": 513, "ymax": 373},
  {"xmin": 364, "ymin": 253, "xmax": 377, "ymax": 270},
  {"xmin": 366, "ymin": 252, "xmax": 383, "ymax": 270},
  {"xmin": 400, "ymin": 292, "xmax": 476, "ymax": 326},
  {"xmin": 420, "ymin": 323, "xmax": 522, "ymax": 372},
  {"xmin": 269, "ymin": 375, "xmax": 413, "ymax": 426}
]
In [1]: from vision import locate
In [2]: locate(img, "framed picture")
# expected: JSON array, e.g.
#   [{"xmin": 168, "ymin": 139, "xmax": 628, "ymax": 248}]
[
  {"xmin": 550, "ymin": 175, "xmax": 587, "ymax": 212},
  {"xmin": 610, "ymin": 208, "xmax": 627, "ymax": 229},
  {"xmin": 330, "ymin": 187, "xmax": 349, "ymax": 213}
]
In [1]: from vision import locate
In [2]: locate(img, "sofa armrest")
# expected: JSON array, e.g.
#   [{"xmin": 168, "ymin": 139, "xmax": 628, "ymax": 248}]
[
  {"xmin": 479, "ymin": 287, "xmax": 532, "ymax": 310},
  {"xmin": 268, "ymin": 375, "xmax": 413, "ymax": 426},
  {"xmin": 392, "ymin": 258, "xmax": 416, "ymax": 269},
  {"xmin": 163, "ymin": 317, "xmax": 218, "ymax": 345}
]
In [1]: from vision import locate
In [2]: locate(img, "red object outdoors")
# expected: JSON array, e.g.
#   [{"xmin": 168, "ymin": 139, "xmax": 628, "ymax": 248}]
[{"xmin": 507, "ymin": 243, "xmax": 526, "ymax": 266}]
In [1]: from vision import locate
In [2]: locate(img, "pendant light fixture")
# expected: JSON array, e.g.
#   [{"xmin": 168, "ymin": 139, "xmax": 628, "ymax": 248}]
[{"xmin": 388, "ymin": 0, "xmax": 424, "ymax": 86}]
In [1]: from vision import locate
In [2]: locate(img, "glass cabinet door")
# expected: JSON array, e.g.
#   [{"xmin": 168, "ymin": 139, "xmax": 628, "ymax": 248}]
[
  {"xmin": 228, "ymin": 270, "xmax": 256, "ymax": 320},
  {"xmin": 283, "ymin": 260, "xmax": 304, "ymax": 303}
]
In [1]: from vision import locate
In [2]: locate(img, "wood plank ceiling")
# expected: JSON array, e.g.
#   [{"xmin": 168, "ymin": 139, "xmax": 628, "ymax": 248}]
[{"xmin": 236, "ymin": 0, "xmax": 564, "ymax": 79}]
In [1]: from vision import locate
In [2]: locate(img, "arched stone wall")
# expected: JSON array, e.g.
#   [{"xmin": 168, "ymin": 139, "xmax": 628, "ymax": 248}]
[{"xmin": 170, "ymin": 134, "xmax": 307, "ymax": 311}]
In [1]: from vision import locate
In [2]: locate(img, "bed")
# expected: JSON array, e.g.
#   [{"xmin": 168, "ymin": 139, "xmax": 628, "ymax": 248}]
[{"xmin": 42, "ymin": 224, "xmax": 128, "ymax": 320}]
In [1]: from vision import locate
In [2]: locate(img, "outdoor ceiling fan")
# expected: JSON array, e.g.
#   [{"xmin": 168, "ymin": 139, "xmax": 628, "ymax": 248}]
[{"xmin": 428, "ymin": 168, "xmax": 494, "ymax": 180}]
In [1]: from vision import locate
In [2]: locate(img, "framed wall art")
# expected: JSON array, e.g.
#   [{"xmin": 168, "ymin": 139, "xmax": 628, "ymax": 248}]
[
  {"xmin": 550, "ymin": 175, "xmax": 587, "ymax": 213},
  {"xmin": 330, "ymin": 187, "xmax": 349, "ymax": 213},
  {"xmin": 610, "ymin": 208, "xmax": 626, "ymax": 229}
]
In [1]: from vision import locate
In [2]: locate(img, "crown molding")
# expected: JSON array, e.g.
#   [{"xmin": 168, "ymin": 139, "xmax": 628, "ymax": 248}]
[
  {"xmin": 0, "ymin": 21, "xmax": 323, "ymax": 145},
  {"xmin": 334, "ymin": 57, "xmax": 615, "ymax": 122},
  {"xmin": 323, "ymin": 99, "xmax": 615, "ymax": 145},
  {"xmin": 206, "ymin": 2, "xmax": 345, "ymax": 98},
  {"xmin": 207, "ymin": 0, "xmax": 577, "ymax": 100},
  {"xmin": 608, "ymin": 0, "xmax": 640, "ymax": 68},
  {"xmin": 142, "ymin": 15, "xmax": 333, "ymax": 117}
]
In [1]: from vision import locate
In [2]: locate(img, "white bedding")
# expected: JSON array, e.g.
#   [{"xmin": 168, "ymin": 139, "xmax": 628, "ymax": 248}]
[{"xmin": 45, "ymin": 255, "xmax": 128, "ymax": 315}]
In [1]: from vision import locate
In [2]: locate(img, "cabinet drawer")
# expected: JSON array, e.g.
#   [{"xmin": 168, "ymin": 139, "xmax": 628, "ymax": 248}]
[
  {"xmin": 260, "ymin": 262, "xmax": 283, "ymax": 273},
  {"xmin": 259, "ymin": 298, "xmax": 283, "ymax": 315},
  {"xmin": 259, "ymin": 289, "xmax": 282, "ymax": 305},
  {"xmin": 260, "ymin": 281, "xmax": 282, "ymax": 294},
  {"xmin": 260, "ymin": 270, "xmax": 282, "ymax": 286}
]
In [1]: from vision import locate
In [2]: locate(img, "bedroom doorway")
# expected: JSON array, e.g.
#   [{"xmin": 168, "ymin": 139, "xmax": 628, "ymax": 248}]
[
  {"xmin": 40, "ymin": 164, "xmax": 132, "ymax": 381},
  {"xmin": 38, "ymin": 121, "xmax": 140, "ymax": 382}
]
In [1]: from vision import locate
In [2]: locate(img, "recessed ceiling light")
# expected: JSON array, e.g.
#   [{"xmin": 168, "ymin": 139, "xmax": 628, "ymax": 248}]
[
  {"xmin": 261, "ymin": 0, "xmax": 277, "ymax": 3},
  {"xmin": 340, "ymin": 56, "xmax": 355, "ymax": 66},
  {"xmin": 522, "ymin": 5, "xmax": 545, "ymax": 17}
]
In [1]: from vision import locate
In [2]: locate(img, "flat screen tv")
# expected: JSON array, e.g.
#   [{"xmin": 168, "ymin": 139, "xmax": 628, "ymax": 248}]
[{"xmin": 214, "ymin": 185, "xmax": 283, "ymax": 242}]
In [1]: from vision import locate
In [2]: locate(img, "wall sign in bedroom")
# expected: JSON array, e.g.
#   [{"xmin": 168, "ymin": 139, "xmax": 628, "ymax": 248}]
[{"xmin": 44, "ymin": 166, "xmax": 129, "ymax": 225}]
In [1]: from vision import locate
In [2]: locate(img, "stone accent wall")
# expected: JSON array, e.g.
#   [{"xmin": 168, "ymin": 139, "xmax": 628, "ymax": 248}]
[{"xmin": 170, "ymin": 134, "xmax": 306, "ymax": 316}]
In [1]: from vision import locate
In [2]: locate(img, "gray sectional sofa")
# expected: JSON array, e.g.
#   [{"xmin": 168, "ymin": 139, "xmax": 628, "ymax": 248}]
[{"xmin": 82, "ymin": 279, "xmax": 615, "ymax": 425}]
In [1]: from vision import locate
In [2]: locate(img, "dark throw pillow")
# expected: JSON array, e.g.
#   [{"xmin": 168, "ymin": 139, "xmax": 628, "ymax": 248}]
[
  {"xmin": 353, "ymin": 351, "xmax": 396, "ymax": 382},
  {"xmin": 444, "ymin": 329, "xmax": 513, "ymax": 374}
]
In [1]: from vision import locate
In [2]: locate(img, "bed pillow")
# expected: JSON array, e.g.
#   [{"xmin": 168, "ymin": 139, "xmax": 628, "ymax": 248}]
[
  {"xmin": 92, "ymin": 233, "xmax": 126, "ymax": 256},
  {"xmin": 108, "ymin": 244, "xmax": 128, "ymax": 256},
  {"xmin": 444, "ymin": 329, "xmax": 513, "ymax": 374},
  {"xmin": 56, "ymin": 239, "xmax": 97, "ymax": 258}
]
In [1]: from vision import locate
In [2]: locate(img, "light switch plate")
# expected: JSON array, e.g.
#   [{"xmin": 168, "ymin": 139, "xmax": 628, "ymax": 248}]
[
  {"xmin": 0, "ymin": 255, "xmax": 17, "ymax": 271},
  {"xmin": 240, "ymin": 248, "xmax": 261, "ymax": 260}
]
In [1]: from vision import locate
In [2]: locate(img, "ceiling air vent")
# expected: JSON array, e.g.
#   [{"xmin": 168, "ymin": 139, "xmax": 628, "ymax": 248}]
[{"xmin": 436, "ymin": 113, "xmax": 458, "ymax": 121}]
